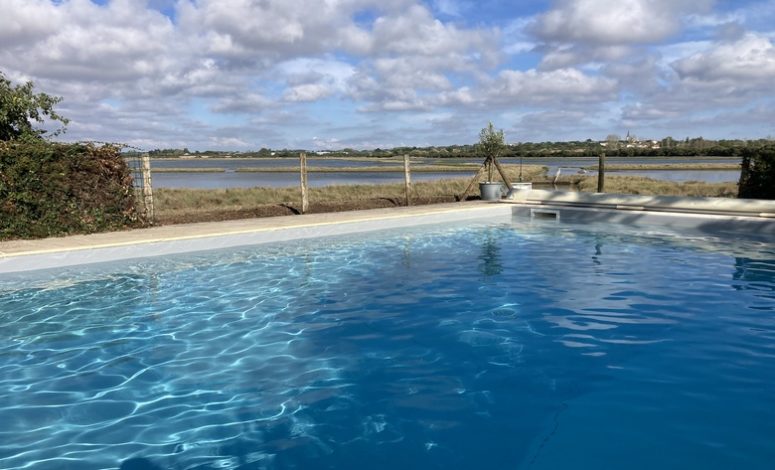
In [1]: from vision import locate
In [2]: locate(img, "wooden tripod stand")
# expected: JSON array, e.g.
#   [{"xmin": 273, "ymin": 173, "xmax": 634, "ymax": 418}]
[{"xmin": 458, "ymin": 155, "xmax": 513, "ymax": 201}]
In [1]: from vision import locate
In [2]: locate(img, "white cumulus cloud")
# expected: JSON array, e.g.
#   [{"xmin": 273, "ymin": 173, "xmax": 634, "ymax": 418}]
[
  {"xmin": 672, "ymin": 33, "xmax": 775, "ymax": 86},
  {"xmin": 534, "ymin": 0, "xmax": 712, "ymax": 45},
  {"xmin": 487, "ymin": 68, "xmax": 618, "ymax": 105}
]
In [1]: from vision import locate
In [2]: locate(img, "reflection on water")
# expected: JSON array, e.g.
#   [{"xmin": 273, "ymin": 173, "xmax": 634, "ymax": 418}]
[{"xmin": 478, "ymin": 228, "xmax": 503, "ymax": 278}]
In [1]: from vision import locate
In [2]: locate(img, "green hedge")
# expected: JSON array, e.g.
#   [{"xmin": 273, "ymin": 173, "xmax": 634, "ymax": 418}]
[
  {"xmin": 0, "ymin": 141, "xmax": 142, "ymax": 240},
  {"xmin": 738, "ymin": 146, "xmax": 775, "ymax": 200}
]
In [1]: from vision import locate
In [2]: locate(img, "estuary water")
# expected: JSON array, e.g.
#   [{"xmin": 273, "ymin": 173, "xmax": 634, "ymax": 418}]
[{"xmin": 151, "ymin": 171, "xmax": 463, "ymax": 189}]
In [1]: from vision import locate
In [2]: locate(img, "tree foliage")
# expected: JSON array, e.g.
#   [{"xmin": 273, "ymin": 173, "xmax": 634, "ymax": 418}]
[
  {"xmin": 478, "ymin": 122, "xmax": 505, "ymax": 181},
  {"xmin": 0, "ymin": 71, "xmax": 69, "ymax": 141},
  {"xmin": 478, "ymin": 122, "xmax": 505, "ymax": 159}
]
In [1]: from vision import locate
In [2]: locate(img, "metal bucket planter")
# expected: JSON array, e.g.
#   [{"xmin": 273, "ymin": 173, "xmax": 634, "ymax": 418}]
[{"xmin": 479, "ymin": 182, "xmax": 504, "ymax": 201}]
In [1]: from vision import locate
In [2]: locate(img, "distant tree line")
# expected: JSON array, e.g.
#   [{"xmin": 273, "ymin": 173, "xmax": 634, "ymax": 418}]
[{"xmin": 140, "ymin": 138, "xmax": 775, "ymax": 159}]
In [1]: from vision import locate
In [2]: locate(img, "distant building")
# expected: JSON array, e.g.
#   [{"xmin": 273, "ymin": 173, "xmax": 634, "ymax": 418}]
[{"xmin": 599, "ymin": 133, "xmax": 661, "ymax": 150}]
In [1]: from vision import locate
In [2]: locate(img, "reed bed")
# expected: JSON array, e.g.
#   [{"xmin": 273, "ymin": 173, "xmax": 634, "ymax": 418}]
[
  {"xmin": 154, "ymin": 165, "xmax": 546, "ymax": 223},
  {"xmin": 153, "ymin": 167, "xmax": 738, "ymax": 225},
  {"xmin": 577, "ymin": 175, "xmax": 738, "ymax": 197},
  {"xmin": 583, "ymin": 163, "xmax": 740, "ymax": 171}
]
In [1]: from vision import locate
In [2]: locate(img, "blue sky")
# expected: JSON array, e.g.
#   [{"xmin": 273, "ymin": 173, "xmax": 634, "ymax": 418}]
[{"xmin": 2, "ymin": 0, "xmax": 774, "ymax": 150}]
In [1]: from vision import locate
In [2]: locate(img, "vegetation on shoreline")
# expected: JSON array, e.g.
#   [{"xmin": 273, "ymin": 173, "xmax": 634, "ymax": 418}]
[
  {"xmin": 152, "ymin": 174, "xmax": 739, "ymax": 225},
  {"xmin": 154, "ymin": 179, "xmax": 470, "ymax": 224},
  {"xmin": 583, "ymin": 163, "xmax": 741, "ymax": 171},
  {"xmin": 135, "ymin": 140, "xmax": 775, "ymax": 160},
  {"xmin": 577, "ymin": 176, "xmax": 738, "ymax": 197}
]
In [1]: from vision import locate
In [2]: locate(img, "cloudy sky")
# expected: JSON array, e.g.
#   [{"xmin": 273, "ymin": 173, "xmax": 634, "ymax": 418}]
[{"xmin": 2, "ymin": 0, "xmax": 774, "ymax": 150}]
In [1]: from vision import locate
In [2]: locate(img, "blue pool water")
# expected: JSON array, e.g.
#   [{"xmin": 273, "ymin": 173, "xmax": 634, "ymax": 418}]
[{"xmin": 1, "ymin": 217, "xmax": 774, "ymax": 470}]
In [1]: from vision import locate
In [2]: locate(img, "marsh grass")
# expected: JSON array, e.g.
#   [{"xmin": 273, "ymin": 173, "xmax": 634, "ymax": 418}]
[
  {"xmin": 577, "ymin": 175, "xmax": 738, "ymax": 197},
  {"xmin": 156, "ymin": 178, "xmax": 471, "ymax": 210},
  {"xmin": 153, "ymin": 167, "xmax": 737, "ymax": 225},
  {"xmin": 154, "ymin": 165, "xmax": 547, "ymax": 223},
  {"xmin": 583, "ymin": 163, "xmax": 741, "ymax": 171}
]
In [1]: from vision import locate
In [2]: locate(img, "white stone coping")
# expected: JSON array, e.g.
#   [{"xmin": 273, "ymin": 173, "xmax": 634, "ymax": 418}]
[{"xmin": 504, "ymin": 189, "xmax": 775, "ymax": 218}]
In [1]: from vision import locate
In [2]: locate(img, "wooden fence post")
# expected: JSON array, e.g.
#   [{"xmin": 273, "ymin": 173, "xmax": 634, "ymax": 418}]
[
  {"xmin": 300, "ymin": 152, "xmax": 309, "ymax": 214},
  {"xmin": 597, "ymin": 152, "xmax": 606, "ymax": 193},
  {"xmin": 403, "ymin": 155, "xmax": 412, "ymax": 206},
  {"xmin": 141, "ymin": 153, "xmax": 154, "ymax": 223}
]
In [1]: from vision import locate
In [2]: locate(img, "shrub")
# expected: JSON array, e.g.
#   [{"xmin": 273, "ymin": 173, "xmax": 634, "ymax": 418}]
[
  {"xmin": 738, "ymin": 146, "xmax": 775, "ymax": 200},
  {"xmin": 0, "ymin": 141, "xmax": 142, "ymax": 240}
]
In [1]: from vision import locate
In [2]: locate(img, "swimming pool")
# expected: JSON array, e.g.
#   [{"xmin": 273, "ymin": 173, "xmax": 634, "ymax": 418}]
[{"xmin": 1, "ymin": 214, "xmax": 774, "ymax": 469}]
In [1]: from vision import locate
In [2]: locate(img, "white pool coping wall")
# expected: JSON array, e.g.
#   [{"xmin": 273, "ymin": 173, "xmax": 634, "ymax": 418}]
[
  {"xmin": 505, "ymin": 189, "xmax": 775, "ymax": 218},
  {"xmin": 504, "ymin": 189, "xmax": 775, "ymax": 239}
]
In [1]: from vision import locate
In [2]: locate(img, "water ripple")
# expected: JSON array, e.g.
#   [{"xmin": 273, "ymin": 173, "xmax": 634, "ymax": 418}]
[{"xmin": 1, "ymin": 219, "xmax": 774, "ymax": 469}]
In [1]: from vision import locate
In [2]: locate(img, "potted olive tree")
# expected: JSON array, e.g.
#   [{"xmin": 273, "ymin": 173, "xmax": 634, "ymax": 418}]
[
  {"xmin": 479, "ymin": 122, "xmax": 506, "ymax": 200},
  {"xmin": 460, "ymin": 122, "xmax": 513, "ymax": 201}
]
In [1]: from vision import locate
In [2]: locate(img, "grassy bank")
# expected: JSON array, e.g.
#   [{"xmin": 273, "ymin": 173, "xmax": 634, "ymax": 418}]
[
  {"xmin": 155, "ymin": 178, "xmax": 471, "ymax": 224},
  {"xmin": 153, "ymin": 170, "xmax": 737, "ymax": 225},
  {"xmin": 583, "ymin": 163, "xmax": 740, "ymax": 171},
  {"xmin": 154, "ymin": 165, "xmax": 544, "ymax": 223},
  {"xmin": 577, "ymin": 175, "xmax": 738, "ymax": 197}
]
